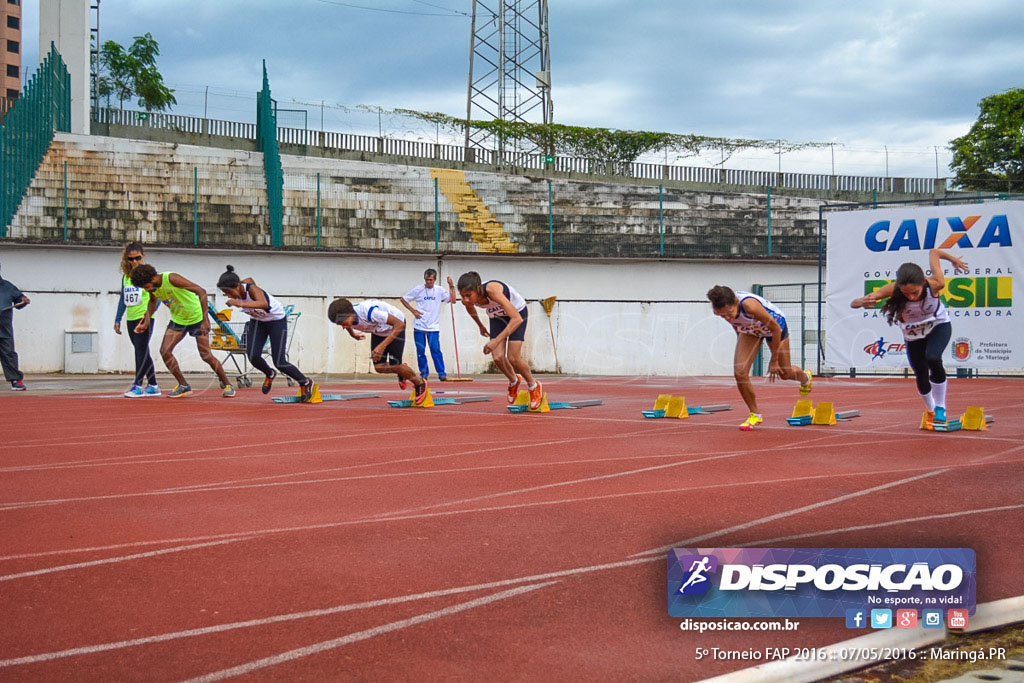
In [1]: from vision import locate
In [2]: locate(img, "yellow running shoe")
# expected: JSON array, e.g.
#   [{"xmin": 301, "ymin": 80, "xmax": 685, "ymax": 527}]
[
  {"xmin": 739, "ymin": 413, "xmax": 763, "ymax": 431},
  {"xmin": 800, "ymin": 369, "xmax": 813, "ymax": 397}
]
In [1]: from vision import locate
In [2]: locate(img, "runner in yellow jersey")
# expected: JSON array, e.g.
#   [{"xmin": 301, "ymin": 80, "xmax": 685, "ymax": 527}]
[{"xmin": 130, "ymin": 264, "xmax": 235, "ymax": 398}]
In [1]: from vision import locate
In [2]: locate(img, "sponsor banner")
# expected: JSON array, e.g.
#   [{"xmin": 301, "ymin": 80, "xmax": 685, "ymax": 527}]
[
  {"xmin": 667, "ymin": 548, "xmax": 975, "ymax": 618},
  {"xmin": 826, "ymin": 202, "xmax": 1022, "ymax": 368}
]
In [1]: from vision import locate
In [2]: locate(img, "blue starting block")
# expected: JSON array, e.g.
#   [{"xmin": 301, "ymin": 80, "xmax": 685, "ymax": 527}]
[
  {"xmin": 787, "ymin": 415, "xmax": 813, "ymax": 426},
  {"xmin": 643, "ymin": 404, "xmax": 732, "ymax": 419},
  {"xmin": 933, "ymin": 419, "xmax": 963, "ymax": 432},
  {"xmin": 387, "ymin": 395, "xmax": 490, "ymax": 408},
  {"xmin": 272, "ymin": 392, "xmax": 379, "ymax": 404},
  {"xmin": 507, "ymin": 399, "xmax": 602, "ymax": 413}
]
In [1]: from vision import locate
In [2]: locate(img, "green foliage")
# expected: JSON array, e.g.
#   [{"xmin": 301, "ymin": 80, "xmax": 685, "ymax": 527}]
[
  {"xmin": 98, "ymin": 33, "xmax": 176, "ymax": 112},
  {"xmin": 949, "ymin": 88, "xmax": 1024, "ymax": 192},
  {"xmin": 395, "ymin": 108, "xmax": 827, "ymax": 174}
]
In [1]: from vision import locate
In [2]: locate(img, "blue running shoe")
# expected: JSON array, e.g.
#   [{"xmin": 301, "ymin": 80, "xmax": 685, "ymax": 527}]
[
  {"xmin": 123, "ymin": 385, "xmax": 144, "ymax": 398},
  {"xmin": 934, "ymin": 406, "xmax": 947, "ymax": 423}
]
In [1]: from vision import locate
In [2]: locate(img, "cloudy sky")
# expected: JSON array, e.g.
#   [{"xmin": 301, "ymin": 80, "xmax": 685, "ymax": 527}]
[{"xmin": 23, "ymin": 0, "xmax": 1024, "ymax": 177}]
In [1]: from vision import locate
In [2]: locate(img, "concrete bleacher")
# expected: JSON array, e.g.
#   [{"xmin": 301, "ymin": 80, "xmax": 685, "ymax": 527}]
[
  {"xmin": 466, "ymin": 172, "xmax": 823, "ymax": 259},
  {"xmin": 12, "ymin": 132, "xmax": 823, "ymax": 259}
]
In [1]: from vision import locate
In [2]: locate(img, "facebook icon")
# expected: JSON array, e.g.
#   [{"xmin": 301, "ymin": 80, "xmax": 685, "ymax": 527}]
[{"xmin": 845, "ymin": 609, "xmax": 867, "ymax": 629}]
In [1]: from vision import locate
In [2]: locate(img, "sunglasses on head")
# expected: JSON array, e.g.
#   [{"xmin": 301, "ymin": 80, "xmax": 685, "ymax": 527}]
[{"xmin": 126, "ymin": 255, "xmax": 143, "ymax": 261}]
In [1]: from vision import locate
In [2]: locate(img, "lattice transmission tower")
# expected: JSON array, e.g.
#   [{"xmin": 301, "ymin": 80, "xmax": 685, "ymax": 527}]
[{"xmin": 464, "ymin": 0, "xmax": 552, "ymax": 156}]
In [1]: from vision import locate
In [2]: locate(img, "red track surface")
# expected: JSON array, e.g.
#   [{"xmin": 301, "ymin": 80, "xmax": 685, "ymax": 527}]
[{"xmin": 1, "ymin": 375, "xmax": 1022, "ymax": 681}]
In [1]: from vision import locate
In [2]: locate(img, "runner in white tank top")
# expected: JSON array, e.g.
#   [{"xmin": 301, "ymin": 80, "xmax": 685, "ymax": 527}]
[
  {"xmin": 217, "ymin": 266, "xmax": 314, "ymax": 401},
  {"xmin": 708, "ymin": 285, "xmax": 812, "ymax": 431},
  {"xmin": 450, "ymin": 271, "xmax": 544, "ymax": 410},
  {"xmin": 851, "ymin": 248, "xmax": 968, "ymax": 427}
]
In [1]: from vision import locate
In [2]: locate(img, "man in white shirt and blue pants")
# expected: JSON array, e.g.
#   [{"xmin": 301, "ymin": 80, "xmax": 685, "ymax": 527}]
[{"xmin": 401, "ymin": 268, "xmax": 450, "ymax": 381}]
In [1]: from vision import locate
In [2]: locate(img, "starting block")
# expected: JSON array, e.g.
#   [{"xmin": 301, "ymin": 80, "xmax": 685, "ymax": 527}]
[
  {"xmin": 641, "ymin": 395, "xmax": 731, "ymax": 419},
  {"xmin": 960, "ymin": 406, "xmax": 993, "ymax": 431},
  {"xmin": 788, "ymin": 400, "xmax": 860, "ymax": 426},
  {"xmin": 388, "ymin": 394, "xmax": 491, "ymax": 408},
  {"xmin": 507, "ymin": 389, "xmax": 602, "ymax": 413},
  {"xmin": 272, "ymin": 389, "xmax": 380, "ymax": 404},
  {"xmin": 922, "ymin": 407, "xmax": 993, "ymax": 432}
]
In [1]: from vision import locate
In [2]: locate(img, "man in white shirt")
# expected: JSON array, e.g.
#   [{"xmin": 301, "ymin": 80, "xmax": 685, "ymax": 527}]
[{"xmin": 399, "ymin": 269, "xmax": 451, "ymax": 381}]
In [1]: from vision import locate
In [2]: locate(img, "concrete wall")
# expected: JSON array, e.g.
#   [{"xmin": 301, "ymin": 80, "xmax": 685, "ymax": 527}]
[{"xmin": 0, "ymin": 243, "xmax": 818, "ymax": 377}]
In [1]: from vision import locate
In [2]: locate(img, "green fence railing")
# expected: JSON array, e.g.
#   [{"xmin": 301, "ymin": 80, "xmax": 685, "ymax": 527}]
[
  {"xmin": 0, "ymin": 44, "xmax": 70, "ymax": 238},
  {"xmin": 256, "ymin": 61, "xmax": 284, "ymax": 247}
]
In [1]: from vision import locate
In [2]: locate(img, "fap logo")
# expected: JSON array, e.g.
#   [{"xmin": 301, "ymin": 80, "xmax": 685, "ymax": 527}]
[
  {"xmin": 864, "ymin": 336, "xmax": 905, "ymax": 360},
  {"xmin": 953, "ymin": 338, "xmax": 972, "ymax": 361},
  {"xmin": 675, "ymin": 554, "xmax": 718, "ymax": 595}
]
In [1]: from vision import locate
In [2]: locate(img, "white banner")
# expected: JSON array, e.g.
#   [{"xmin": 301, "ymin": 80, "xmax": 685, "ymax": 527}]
[{"xmin": 826, "ymin": 201, "xmax": 1022, "ymax": 369}]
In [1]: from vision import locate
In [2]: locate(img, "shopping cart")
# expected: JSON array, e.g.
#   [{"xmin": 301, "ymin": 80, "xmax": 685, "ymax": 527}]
[{"xmin": 208, "ymin": 302, "xmax": 302, "ymax": 388}]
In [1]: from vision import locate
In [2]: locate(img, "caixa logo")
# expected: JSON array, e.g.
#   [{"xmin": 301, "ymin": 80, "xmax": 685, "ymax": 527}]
[{"xmin": 865, "ymin": 214, "xmax": 1012, "ymax": 252}]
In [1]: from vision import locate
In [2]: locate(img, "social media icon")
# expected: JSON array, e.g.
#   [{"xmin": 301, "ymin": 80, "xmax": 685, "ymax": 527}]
[
  {"xmin": 896, "ymin": 609, "xmax": 918, "ymax": 628},
  {"xmin": 870, "ymin": 609, "xmax": 892, "ymax": 629},
  {"xmin": 845, "ymin": 609, "xmax": 867, "ymax": 629},
  {"xmin": 948, "ymin": 609, "xmax": 968, "ymax": 629},
  {"xmin": 922, "ymin": 609, "xmax": 943, "ymax": 628}
]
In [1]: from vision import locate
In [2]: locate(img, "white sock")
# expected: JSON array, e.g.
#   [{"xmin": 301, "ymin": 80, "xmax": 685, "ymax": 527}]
[
  {"xmin": 920, "ymin": 391, "xmax": 935, "ymax": 411},
  {"xmin": 528, "ymin": 382, "xmax": 538, "ymax": 391},
  {"xmin": 509, "ymin": 377, "xmax": 518, "ymax": 386},
  {"xmin": 931, "ymin": 381, "xmax": 947, "ymax": 409}
]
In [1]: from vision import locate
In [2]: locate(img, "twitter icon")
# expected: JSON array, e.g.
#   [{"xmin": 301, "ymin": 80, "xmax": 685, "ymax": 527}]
[{"xmin": 870, "ymin": 609, "xmax": 893, "ymax": 629}]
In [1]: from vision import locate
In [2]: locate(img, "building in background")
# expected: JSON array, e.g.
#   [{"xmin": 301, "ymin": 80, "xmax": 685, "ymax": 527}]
[{"xmin": 1, "ymin": 0, "xmax": 21, "ymax": 106}]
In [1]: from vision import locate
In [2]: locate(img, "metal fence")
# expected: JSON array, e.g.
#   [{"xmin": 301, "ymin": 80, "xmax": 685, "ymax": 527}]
[
  {"xmin": 91, "ymin": 106, "xmax": 942, "ymax": 195},
  {"xmin": 0, "ymin": 45, "xmax": 70, "ymax": 238}
]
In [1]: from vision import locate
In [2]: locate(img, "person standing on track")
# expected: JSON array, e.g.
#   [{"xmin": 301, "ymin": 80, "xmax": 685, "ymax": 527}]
[
  {"xmin": 327, "ymin": 297, "xmax": 429, "ymax": 405},
  {"xmin": 0, "ymin": 261, "xmax": 29, "ymax": 391},
  {"xmin": 449, "ymin": 271, "xmax": 543, "ymax": 410},
  {"xmin": 115, "ymin": 242, "xmax": 161, "ymax": 398},
  {"xmin": 707, "ymin": 285, "xmax": 812, "ymax": 431},
  {"xmin": 217, "ymin": 265, "xmax": 315, "ymax": 402},
  {"xmin": 130, "ymin": 264, "xmax": 236, "ymax": 398},
  {"xmin": 399, "ymin": 268, "xmax": 450, "ymax": 382},
  {"xmin": 850, "ymin": 248, "xmax": 968, "ymax": 428}
]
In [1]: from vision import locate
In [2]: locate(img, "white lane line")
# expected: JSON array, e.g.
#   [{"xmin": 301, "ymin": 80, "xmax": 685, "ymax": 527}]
[
  {"xmin": 0, "ymin": 537, "xmax": 256, "ymax": 582},
  {"xmin": 631, "ymin": 440, "xmax": 1024, "ymax": 558},
  {"xmin": 743, "ymin": 503, "xmax": 1024, "ymax": 546},
  {"xmin": 182, "ymin": 583, "xmax": 557, "ymax": 682},
  {"xmin": 0, "ymin": 417, "xmax": 519, "ymax": 472},
  {"xmin": 3, "ymin": 502, "xmax": 1020, "ymax": 670},
  {"xmin": 0, "ymin": 425, "xmax": 689, "ymax": 510},
  {"xmin": 4, "ymin": 441, "xmax": 1017, "ymax": 563},
  {"xmin": 629, "ymin": 469, "xmax": 951, "ymax": 557},
  {"xmin": 0, "ymin": 579, "xmax": 553, "ymax": 669},
  {"xmin": 365, "ymin": 431, "xmax": 910, "ymax": 520}
]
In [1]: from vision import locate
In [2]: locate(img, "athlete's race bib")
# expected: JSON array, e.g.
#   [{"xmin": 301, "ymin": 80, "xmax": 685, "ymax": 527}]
[
  {"xmin": 123, "ymin": 287, "xmax": 143, "ymax": 307},
  {"xmin": 899, "ymin": 316, "xmax": 937, "ymax": 340}
]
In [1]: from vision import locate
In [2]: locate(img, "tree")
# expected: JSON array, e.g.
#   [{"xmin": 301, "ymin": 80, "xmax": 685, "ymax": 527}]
[
  {"xmin": 97, "ymin": 33, "xmax": 176, "ymax": 112},
  {"xmin": 949, "ymin": 88, "xmax": 1024, "ymax": 192}
]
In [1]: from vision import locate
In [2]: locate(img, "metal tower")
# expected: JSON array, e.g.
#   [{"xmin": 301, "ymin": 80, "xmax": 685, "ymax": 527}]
[
  {"xmin": 465, "ymin": 0, "xmax": 552, "ymax": 155},
  {"xmin": 90, "ymin": 0, "xmax": 100, "ymax": 112}
]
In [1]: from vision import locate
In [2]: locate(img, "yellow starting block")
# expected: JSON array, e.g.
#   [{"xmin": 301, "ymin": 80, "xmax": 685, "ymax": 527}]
[
  {"xmin": 409, "ymin": 386, "xmax": 435, "ymax": 408},
  {"xmin": 812, "ymin": 401, "xmax": 836, "ymax": 426},
  {"xmin": 961, "ymin": 406, "xmax": 987, "ymax": 431},
  {"xmin": 792, "ymin": 400, "xmax": 813, "ymax": 418},
  {"xmin": 514, "ymin": 389, "xmax": 549, "ymax": 412}
]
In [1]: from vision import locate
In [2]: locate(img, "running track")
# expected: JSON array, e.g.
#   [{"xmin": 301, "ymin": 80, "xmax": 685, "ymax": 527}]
[{"xmin": 1, "ymin": 375, "xmax": 1021, "ymax": 681}]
